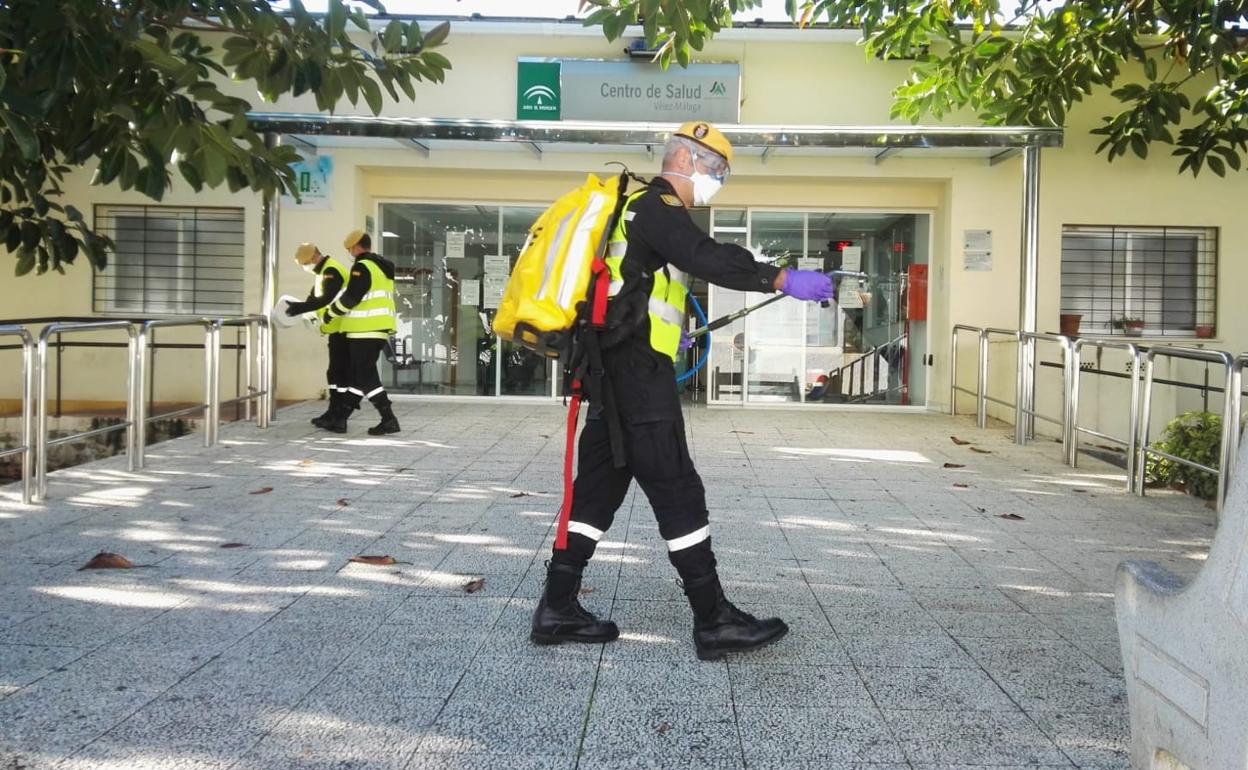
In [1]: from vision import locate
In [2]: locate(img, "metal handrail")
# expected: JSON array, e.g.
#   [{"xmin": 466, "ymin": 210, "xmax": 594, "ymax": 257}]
[
  {"xmin": 982, "ymin": 328, "xmax": 1022, "ymax": 439},
  {"xmin": 35, "ymin": 321, "xmax": 139, "ymax": 502},
  {"xmin": 1018, "ymin": 332, "xmax": 1074, "ymax": 454},
  {"xmin": 1138, "ymin": 346, "xmax": 1237, "ymax": 513},
  {"xmin": 1069, "ymin": 339, "xmax": 1142, "ymax": 491},
  {"xmin": 219, "ymin": 315, "xmax": 271, "ymax": 428},
  {"xmin": 0, "ymin": 326, "xmax": 35, "ymax": 503},
  {"xmin": 135, "ymin": 319, "xmax": 217, "ymax": 469},
  {"xmin": 950, "ymin": 324, "xmax": 988, "ymax": 428}
]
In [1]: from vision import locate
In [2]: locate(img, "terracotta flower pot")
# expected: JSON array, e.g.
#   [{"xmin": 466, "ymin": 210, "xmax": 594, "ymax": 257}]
[
  {"xmin": 1059, "ymin": 314, "xmax": 1082, "ymax": 337},
  {"xmin": 1195, "ymin": 325, "xmax": 1215, "ymax": 339}
]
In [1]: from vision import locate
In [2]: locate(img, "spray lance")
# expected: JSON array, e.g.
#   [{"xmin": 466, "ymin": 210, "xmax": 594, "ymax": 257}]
[{"xmin": 686, "ymin": 269, "xmax": 872, "ymax": 340}]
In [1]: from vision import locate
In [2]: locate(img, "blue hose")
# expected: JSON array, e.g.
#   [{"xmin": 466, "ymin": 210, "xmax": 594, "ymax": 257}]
[{"xmin": 677, "ymin": 293, "xmax": 710, "ymax": 384}]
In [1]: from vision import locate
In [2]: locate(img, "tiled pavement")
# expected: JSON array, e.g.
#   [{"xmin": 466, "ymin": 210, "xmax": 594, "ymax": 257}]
[{"xmin": 0, "ymin": 401, "xmax": 1216, "ymax": 769}]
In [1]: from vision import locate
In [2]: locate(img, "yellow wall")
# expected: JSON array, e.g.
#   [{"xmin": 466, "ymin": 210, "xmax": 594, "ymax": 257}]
[{"xmin": 2, "ymin": 22, "xmax": 1244, "ymax": 435}]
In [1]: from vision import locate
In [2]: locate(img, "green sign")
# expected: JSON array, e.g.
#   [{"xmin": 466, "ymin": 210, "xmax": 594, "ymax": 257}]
[{"xmin": 517, "ymin": 60, "xmax": 561, "ymax": 121}]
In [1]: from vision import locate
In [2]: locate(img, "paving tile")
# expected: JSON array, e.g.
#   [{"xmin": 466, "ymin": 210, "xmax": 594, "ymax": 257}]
[
  {"xmin": 594, "ymin": 658, "xmax": 730, "ymax": 706},
  {"xmin": 580, "ymin": 705, "xmax": 741, "ymax": 767},
  {"xmin": 736, "ymin": 706, "xmax": 905, "ymax": 764},
  {"xmin": 860, "ymin": 665, "xmax": 1016, "ymax": 711},
  {"xmin": 729, "ymin": 663, "xmax": 872, "ymax": 708},
  {"xmin": 406, "ymin": 755, "xmax": 575, "ymax": 770},
  {"xmin": 418, "ymin": 701, "xmax": 586, "ymax": 756},
  {"xmin": 841, "ymin": 634, "xmax": 976, "ymax": 669},
  {"xmin": 884, "ymin": 709, "xmax": 1072, "ymax": 766},
  {"xmin": 932, "ymin": 610, "xmax": 1066, "ymax": 640},
  {"xmin": 1032, "ymin": 709, "xmax": 1131, "ymax": 769}
]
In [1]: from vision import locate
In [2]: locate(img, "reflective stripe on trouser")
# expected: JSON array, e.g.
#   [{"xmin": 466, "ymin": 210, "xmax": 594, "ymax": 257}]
[
  {"xmin": 326, "ymin": 333, "xmax": 350, "ymax": 400},
  {"xmin": 342, "ymin": 338, "xmax": 390, "ymax": 411},
  {"xmin": 553, "ymin": 412, "xmax": 710, "ymax": 568}
]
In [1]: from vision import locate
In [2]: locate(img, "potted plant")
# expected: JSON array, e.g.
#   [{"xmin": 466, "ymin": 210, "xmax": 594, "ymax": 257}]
[
  {"xmin": 1059, "ymin": 313, "xmax": 1082, "ymax": 337},
  {"xmin": 1144, "ymin": 411, "xmax": 1222, "ymax": 499},
  {"xmin": 1108, "ymin": 316, "xmax": 1145, "ymax": 337},
  {"xmin": 1195, "ymin": 324, "xmax": 1215, "ymax": 339}
]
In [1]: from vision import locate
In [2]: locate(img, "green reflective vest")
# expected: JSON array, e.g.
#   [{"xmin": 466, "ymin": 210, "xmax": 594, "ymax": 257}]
[
  {"xmin": 316, "ymin": 256, "xmax": 349, "ymax": 335},
  {"xmin": 605, "ymin": 191, "xmax": 690, "ymax": 362},
  {"xmin": 338, "ymin": 258, "xmax": 396, "ymax": 339}
]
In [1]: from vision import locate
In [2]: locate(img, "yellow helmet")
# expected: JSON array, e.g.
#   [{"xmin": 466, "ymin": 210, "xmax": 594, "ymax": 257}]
[
  {"xmin": 343, "ymin": 229, "xmax": 367, "ymax": 251},
  {"xmin": 675, "ymin": 121, "xmax": 733, "ymax": 166},
  {"xmin": 293, "ymin": 243, "xmax": 320, "ymax": 265}
]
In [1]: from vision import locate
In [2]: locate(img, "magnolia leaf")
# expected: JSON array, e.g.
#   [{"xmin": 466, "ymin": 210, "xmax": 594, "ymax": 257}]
[
  {"xmin": 969, "ymin": 447, "xmax": 992, "ymax": 454},
  {"xmin": 942, "ymin": 462, "xmax": 965, "ymax": 469},
  {"xmin": 998, "ymin": 513, "xmax": 1025, "ymax": 521},
  {"xmin": 219, "ymin": 542, "xmax": 249, "ymax": 549},
  {"xmin": 463, "ymin": 578, "xmax": 486, "ymax": 593},
  {"xmin": 79, "ymin": 552, "xmax": 136, "ymax": 570},
  {"xmin": 349, "ymin": 555, "xmax": 398, "ymax": 565},
  {"xmin": 249, "ymin": 486, "xmax": 274, "ymax": 495},
  {"xmin": 950, "ymin": 436, "xmax": 971, "ymax": 445},
  {"xmin": 336, "ymin": 498, "xmax": 350, "ymax": 507}
]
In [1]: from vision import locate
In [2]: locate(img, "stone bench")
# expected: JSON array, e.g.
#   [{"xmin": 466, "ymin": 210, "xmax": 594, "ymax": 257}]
[{"xmin": 1115, "ymin": 443, "xmax": 1248, "ymax": 770}]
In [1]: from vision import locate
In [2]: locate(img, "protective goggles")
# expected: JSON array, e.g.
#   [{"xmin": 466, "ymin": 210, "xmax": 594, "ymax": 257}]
[{"xmin": 693, "ymin": 150, "xmax": 731, "ymax": 184}]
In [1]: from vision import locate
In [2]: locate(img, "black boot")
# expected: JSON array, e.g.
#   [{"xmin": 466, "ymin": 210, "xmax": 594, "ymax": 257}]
[
  {"xmin": 320, "ymin": 401, "xmax": 350, "ymax": 434},
  {"xmin": 531, "ymin": 562, "xmax": 619, "ymax": 645},
  {"xmin": 367, "ymin": 404, "xmax": 401, "ymax": 436},
  {"xmin": 684, "ymin": 573, "xmax": 788, "ymax": 661},
  {"xmin": 311, "ymin": 392, "xmax": 338, "ymax": 427}
]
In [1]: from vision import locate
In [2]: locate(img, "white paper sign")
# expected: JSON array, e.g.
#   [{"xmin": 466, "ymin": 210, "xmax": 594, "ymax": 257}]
[
  {"xmin": 963, "ymin": 229, "xmax": 993, "ymax": 271},
  {"xmin": 798, "ymin": 258, "xmax": 823, "ymax": 271},
  {"xmin": 446, "ymin": 231, "xmax": 466, "ymax": 259},
  {"xmin": 838, "ymin": 278, "xmax": 865, "ymax": 309},
  {"xmin": 484, "ymin": 255, "xmax": 510, "ymax": 275},
  {"xmin": 460, "ymin": 280, "xmax": 480, "ymax": 306},
  {"xmin": 483, "ymin": 277, "xmax": 507, "ymax": 309},
  {"xmin": 840, "ymin": 246, "xmax": 862, "ymax": 272}
]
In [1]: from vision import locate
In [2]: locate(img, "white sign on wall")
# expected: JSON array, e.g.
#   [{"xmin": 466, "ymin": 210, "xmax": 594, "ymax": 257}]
[
  {"xmin": 460, "ymin": 280, "xmax": 480, "ymax": 306},
  {"xmin": 963, "ymin": 229, "xmax": 993, "ymax": 271},
  {"xmin": 280, "ymin": 155, "xmax": 333, "ymax": 210},
  {"xmin": 841, "ymin": 246, "xmax": 862, "ymax": 272},
  {"xmin": 446, "ymin": 232, "xmax": 467, "ymax": 259}
]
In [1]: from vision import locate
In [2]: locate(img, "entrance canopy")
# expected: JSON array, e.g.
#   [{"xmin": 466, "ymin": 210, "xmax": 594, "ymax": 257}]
[{"xmin": 247, "ymin": 113, "xmax": 1063, "ymax": 163}]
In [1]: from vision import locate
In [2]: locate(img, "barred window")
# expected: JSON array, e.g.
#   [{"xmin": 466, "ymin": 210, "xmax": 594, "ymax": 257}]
[
  {"xmin": 1060, "ymin": 225, "xmax": 1218, "ymax": 337},
  {"xmin": 92, "ymin": 206, "xmax": 245, "ymax": 315}
]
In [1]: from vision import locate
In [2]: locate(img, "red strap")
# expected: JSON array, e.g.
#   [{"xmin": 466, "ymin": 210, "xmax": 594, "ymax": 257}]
[
  {"xmin": 554, "ymin": 384, "xmax": 583, "ymax": 550},
  {"xmin": 590, "ymin": 258, "xmax": 610, "ymax": 327}
]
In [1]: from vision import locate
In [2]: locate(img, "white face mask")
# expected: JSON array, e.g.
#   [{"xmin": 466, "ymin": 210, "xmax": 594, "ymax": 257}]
[
  {"xmin": 666, "ymin": 170, "xmax": 723, "ymax": 206},
  {"xmin": 299, "ymin": 262, "xmax": 316, "ymax": 274}
]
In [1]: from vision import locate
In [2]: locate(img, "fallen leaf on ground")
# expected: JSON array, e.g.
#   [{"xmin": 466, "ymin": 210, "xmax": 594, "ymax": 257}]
[
  {"xmin": 219, "ymin": 542, "xmax": 248, "ymax": 549},
  {"xmin": 942, "ymin": 463, "xmax": 965, "ymax": 469},
  {"xmin": 950, "ymin": 436, "xmax": 971, "ymax": 445},
  {"xmin": 463, "ymin": 578, "xmax": 486, "ymax": 593},
  {"xmin": 974, "ymin": 506, "xmax": 987, "ymax": 513},
  {"xmin": 510, "ymin": 492, "xmax": 531, "ymax": 499},
  {"xmin": 998, "ymin": 513, "xmax": 1025, "ymax": 521},
  {"xmin": 969, "ymin": 447, "xmax": 992, "ymax": 454},
  {"xmin": 299, "ymin": 459, "xmax": 314, "ymax": 466},
  {"xmin": 655, "ymin": 722, "xmax": 673, "ymax": 735},
  {"xmin": 79, "ymin": 553, "xmax": 135, "ymax": 570},
  {"xmin": 579, "ymin": 586, "xmax": 595, "ymax": 596},
  {"xmin": 187, "ymin": 485, "xmax": 213, "ymax": 491},
  {"xmin": 349, "ymin": 555, "xmax": 397, "ymax": 566},
  {"xmin": 1073, "ymin": 489, "xmax": 1087, "ymax": 494},
  {"xmin": 249, "ymin": 487, "xmax": 274, "ymax": 495},
  {"xmin": 336, "ymin": 498, "xmax": 350, "ymax": 507},
  {"xmin": 730, "ymin": 430, "xmax": 754, "ymax": 434},
  {"xmin": 952, "ymin": 483, "xmax": 970, "ymax": 489}
]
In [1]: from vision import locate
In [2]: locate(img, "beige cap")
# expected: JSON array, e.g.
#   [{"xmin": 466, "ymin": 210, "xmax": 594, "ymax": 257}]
[
  {"xmin": 343, "ymin": 229, "xmax": 367, "ymax": 250},
  {"xmin": 294, "ymin": 243, "xmax": 320, "ymax": 265}
]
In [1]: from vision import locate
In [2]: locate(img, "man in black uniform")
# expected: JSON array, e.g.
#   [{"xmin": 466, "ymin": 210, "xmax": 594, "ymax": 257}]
[
  {"xmin": 531, "ymin": 122, "xmax": 835, "ymax": 660},
  {"xmin": 284, "ymin": 243, "xmax": 350, "ymax": 428},
  {"xmin": 319, "ymin": 230, "xmax": 402, "ymax": 436}
]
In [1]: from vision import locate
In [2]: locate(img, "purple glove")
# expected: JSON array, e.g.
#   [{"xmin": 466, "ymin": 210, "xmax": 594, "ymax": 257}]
[
  {"xmin": 779, "ymin": 269, "xmax": 834, "ymax": 302},
  {"xmin": 678, "ymin": 330, "xmax": 694, "ymax": 354}
]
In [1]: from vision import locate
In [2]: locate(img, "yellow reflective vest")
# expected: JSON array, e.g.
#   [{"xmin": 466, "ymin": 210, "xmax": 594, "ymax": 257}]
[
  {"xmin": 337, "ymin": 259, "xmax": 396, "ymax": 339},
  {"xmin": 605, "ymin": 191, "xmax": 690, "ymax": 362},
  {"xmin": 315, "ymin": 256, "xmax": 349, "ymax": 335}
]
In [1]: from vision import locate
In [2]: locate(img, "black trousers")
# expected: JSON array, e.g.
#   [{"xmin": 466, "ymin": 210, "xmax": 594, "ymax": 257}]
[
  {"xmin": 325, "ymin": 333, "xmax": 349, "ymax": 397},
  {"xmin": 343, "ymin": 338, "xmax": 389, "ymax": 411},
  {"xmin": 556, "ymin": 409, "xmax": 711, "ymax": 566}
]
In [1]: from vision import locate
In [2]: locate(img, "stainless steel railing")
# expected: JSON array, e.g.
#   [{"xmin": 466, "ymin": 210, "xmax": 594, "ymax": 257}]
[
  {"xmin": 3, "ymin": 315, "xmax": 272, "ymax": 502},
  {"xmin": 35, "ymin": 321, "xmax": 140, "ymax": 501},
  {"xmin": 0, "ymin": 326, "xmax": 35, "ymax": 504},
  {"xmin": 1069, "ymin": 339, "xmax": 1142, "ymax": 492},
  {"xmin": 1138, "ymin": 347, "xmax": 1240, "ymax": 513},
  {"xmin": 951, "ymin": 323, "xmax": 1246, "ymax": 510}
]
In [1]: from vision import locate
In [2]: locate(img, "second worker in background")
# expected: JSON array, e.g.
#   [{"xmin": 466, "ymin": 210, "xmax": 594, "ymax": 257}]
[{"xmin": 319, "ymin": 230, "xmax": 402, "ymax": 436}]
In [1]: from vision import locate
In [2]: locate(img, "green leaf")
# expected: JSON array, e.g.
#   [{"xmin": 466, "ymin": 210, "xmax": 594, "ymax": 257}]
[
  {"xmin": 423, "ymin": 21, "xmax": 451, "ymax": 49},
  {"xmin": 382, "ymin": 19, "xmax": 403, "ymax": 51},
  {"xmin": 361, "ymin": 76, "xmax": 384, "ymax": 114},
  {"xmin": 0, "ymin": 110, "xmax": 40, "ymax": 161},
  {"xmin": 15, "ymin": 248, "xmax": 36, "ymax": 277}
]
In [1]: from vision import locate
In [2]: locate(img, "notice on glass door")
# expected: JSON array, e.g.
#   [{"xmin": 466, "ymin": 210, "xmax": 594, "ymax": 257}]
[
  {"xmin": 446, "ymin": 231, "xmax": 466, "ymax": 259},
  {"xmin": 840, "ymin": 246, "xmax": 862, "ymax": 272},
  {"xmin": 460, "ymin": 280, "xmax": 480, "ymax": 306},
  {"xmin": 963, "ymin": 229, "xmax": 993, "ymax": 271}
]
